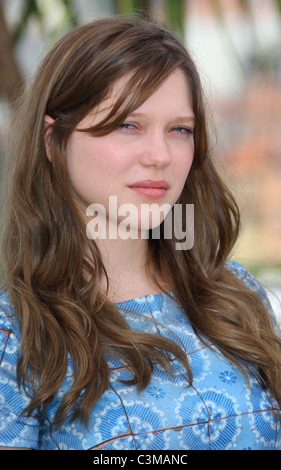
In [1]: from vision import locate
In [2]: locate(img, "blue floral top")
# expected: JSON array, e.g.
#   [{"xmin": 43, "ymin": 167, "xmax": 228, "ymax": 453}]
[{"xmin": 0, "ymin": 261, "xmax": 280, "ymax": 450}]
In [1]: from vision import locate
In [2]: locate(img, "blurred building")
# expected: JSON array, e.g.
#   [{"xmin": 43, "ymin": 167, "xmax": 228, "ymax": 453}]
[
  {"xmin": 183, "ymin": 0, "xmax": 281, "ymax": 322},
  {"xmin": 184, "ymin": 0, "xmax": 281, "ymax": 268}
]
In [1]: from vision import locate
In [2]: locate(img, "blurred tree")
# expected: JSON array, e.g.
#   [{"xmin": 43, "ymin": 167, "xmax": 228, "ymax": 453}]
[
  {"xmin": 115, "ymin": 0, "xmax": 185, "ymax": 37},
  {"xmin": 115, "ymin": 0, "xmax": 151, "ymax": 14},
  {"xmin": 276, "ymin": 0, "xmax": 281, "ymax": 12},
  {"xmin": 165, "ymin": 0, "xmax": 185, "ymax": 38},
  {"xmin": 4, "ymin": 0, "xmax": 281, "ymax": 105},
  {"xmin": 0, "ymin": 0, "xmax": 77, "ymax": 103},
  {"xmin": 0, "ymin": 2, "xmax": 23, "ymax": 103},
  {"xmin": 12, "ymin": 0, "xmax": 77, "ymax": 43},
  {"xmin": 12, "ymin": 0, "xmax": 41, "ymax": 44},
  {"xmin": 0, "ymin": 0, "xmax": 186, "ymax": 104}
]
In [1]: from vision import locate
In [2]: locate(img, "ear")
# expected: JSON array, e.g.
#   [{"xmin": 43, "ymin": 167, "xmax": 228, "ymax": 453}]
[{"xmin": 44, "ymin": 115, "xmax": 55, "ymax": 162}]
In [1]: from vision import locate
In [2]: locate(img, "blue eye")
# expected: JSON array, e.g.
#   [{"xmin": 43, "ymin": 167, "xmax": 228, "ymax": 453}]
[
  {"xmin": 171, "ymin": 126, "xmax": 193, "ymax": 135},
  {"xmin": 119, "ymin": 123, "xmax": 136, "ymax": 130}
]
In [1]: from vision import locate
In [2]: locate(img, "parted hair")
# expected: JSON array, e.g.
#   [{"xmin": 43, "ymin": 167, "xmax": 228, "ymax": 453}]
[{"xmin": 1, "ymin": 16, "xmax": 281, "ymax": 426}]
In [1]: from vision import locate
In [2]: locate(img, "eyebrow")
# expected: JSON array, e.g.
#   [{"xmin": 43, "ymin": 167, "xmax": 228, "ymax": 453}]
[{"xmin": 129, "ymin": 112, "xmax": 196, "ymax": 123}]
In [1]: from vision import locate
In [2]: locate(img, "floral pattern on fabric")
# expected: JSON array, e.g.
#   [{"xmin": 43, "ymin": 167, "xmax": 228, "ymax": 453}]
[{"xmin": 0, "ymin": 260, "xmax": 280, "ymax": 450}]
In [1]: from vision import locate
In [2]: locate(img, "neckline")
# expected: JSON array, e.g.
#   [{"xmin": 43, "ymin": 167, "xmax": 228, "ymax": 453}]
[{"xmin": 115, "ymin": 290, "xmax": 174, "ymax": 307}]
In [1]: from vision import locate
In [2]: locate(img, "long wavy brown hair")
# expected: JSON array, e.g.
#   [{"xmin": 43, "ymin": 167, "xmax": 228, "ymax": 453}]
[{"xmin": 1, "ymin": 16, "xmax": 281, "ymax": 427}]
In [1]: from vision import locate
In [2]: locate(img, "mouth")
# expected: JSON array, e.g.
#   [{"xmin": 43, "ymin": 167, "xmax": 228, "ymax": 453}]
[{"xmin": 128, "ymin": 180, "xmax": 170, "ymax": 200}]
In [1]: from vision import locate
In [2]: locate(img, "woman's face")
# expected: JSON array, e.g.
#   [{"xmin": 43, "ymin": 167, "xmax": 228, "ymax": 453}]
[{"xmin": 66, "ymin": 69, "xmax": 195, "ymax": 237}]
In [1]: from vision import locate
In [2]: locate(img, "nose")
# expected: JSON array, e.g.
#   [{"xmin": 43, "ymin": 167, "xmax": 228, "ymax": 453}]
[{"xmin": 140, "ymin": 131, "xmax": 172, "ymax": 168}]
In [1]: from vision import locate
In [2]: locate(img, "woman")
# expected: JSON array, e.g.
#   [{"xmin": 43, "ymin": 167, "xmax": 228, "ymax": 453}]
[{"xmin": 0, "ymin": 16, "xmax": 280, "ymax": 450}]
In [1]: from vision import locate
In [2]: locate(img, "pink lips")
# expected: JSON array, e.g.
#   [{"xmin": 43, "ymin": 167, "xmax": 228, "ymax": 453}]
[{"xmin": 128, "ymin": 180, "xmax": 170, "ymax": 199}]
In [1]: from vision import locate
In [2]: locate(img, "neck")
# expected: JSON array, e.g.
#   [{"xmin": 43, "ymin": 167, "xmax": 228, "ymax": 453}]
[{"xmin": 94, "ymin": 235, "xmax": 167, "ymax": 303}]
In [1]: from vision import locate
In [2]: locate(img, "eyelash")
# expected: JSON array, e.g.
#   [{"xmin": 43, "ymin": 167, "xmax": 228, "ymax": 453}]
[
  {"xmin": 119, "ymin": 123, "xmax": 136, "ymax": 130},
  {"xmin": 119, "ymin": 123, "xmax": 193, "ymax": 135},
  {"xmin": 170, "ymin": 126, "xmax": 193, "ymax": 135}
]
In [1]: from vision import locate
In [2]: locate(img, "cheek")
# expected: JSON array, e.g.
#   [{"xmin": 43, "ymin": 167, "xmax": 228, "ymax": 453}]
[
  {"xmin": 172, "ymin": 151, "xmax": 194, "ymax": 202},
  {"xmin": 67, "ymin": 140, "xmax": 109, "ymax": 182},
  {"xmin": 177, "ymin": 151, "xmax": 194, "ymax": 182}
]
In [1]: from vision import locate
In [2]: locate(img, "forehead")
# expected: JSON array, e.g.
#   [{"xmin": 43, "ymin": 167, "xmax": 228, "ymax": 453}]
[
  {"xmin": 82, "ymin": 69, "xmax": 193, "ymax": 127},
  {"xmin": 132, "ymin": 70, "xmax": 194, "ymax": 112},
  {"xmin": 110, "ymin": 68, "xmax": 192, "ymax": 103}
]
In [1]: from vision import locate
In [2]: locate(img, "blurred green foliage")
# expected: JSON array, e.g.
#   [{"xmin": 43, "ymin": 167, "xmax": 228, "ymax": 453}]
[
  {"xmin": 12, "ymin": 0, "xmax": 78, "ymax": 43},
  {"xmin": 10, "ymin": 0, "xmax": 185, "ymax": 44}
]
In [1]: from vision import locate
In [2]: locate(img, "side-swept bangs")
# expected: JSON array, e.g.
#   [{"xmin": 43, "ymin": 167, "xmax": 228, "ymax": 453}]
[{"xmin": 44, "ymin": 17, "xmax": 207, "ymax": 167}]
